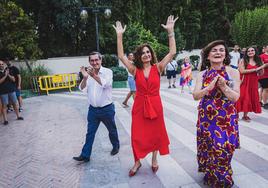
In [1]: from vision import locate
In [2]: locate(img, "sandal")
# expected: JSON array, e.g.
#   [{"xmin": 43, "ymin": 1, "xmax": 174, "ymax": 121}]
[
  {"xmin": 129, "ymin": 163, "xmax": 142, "ymax": 177},
  {"xmin": 122, "ymin": 102, "xmax": 129, "ymax": 108},
  {"xmin": 242, "ymin": 116, "xmax": 250, "ymax": 122}
]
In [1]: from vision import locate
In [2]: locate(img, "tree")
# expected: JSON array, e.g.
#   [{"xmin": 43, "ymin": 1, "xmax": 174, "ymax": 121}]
[
  {"xmin": 158, "ymin": 27, "xmax": 186, "ymax": 52},
  {"xmin": 197, "ymin": 0, "xmax": 231, "ymax": 47},
  {"xmin": 231, "ymin": 6, "xmax": 268, "ymax": 47},
  {"xmin": 0, "ymin": 1, "xmax": 41, "ymax": 66},
  {"xmin": 123, "ymin": 21, "xmax": 168, "ymax": 60}
]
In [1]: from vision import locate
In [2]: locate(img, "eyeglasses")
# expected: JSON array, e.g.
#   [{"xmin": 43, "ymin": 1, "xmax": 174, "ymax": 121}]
[{"xmin": 247, "ymin": 49, "xmax": 255, "ymax": 52}]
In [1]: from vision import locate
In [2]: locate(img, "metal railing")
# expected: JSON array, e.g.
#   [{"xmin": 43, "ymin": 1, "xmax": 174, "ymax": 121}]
[{"xmin": 37, "ymin": 73, "xmax": 78, "ymax": 95}]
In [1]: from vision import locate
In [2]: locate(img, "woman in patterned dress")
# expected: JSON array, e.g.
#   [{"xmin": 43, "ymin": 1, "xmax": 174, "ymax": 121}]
[{"xmin": 193, "ymin": 40, "xmax": 240, "ymax": 187}]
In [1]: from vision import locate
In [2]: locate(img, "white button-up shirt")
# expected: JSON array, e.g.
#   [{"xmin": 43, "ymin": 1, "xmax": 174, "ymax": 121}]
[{"xmin": 79, "ymin": 66, "xmax": 113, "ymax": 107}]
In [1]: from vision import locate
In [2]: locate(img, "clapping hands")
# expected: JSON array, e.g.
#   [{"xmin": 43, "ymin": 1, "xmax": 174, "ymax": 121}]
[
  {"xmin": 80, "ymin": 66, "xmax": 96, "ymax": 79},
  {"xmin": 217, "ymin": 75, "xmax": 228, "ymax": 89}
]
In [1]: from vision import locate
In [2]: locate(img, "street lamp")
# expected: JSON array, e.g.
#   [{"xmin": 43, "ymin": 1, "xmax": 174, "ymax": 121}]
[{"xmin": 80, "ymin": 0, "xmax": 111, "ymax": 52}]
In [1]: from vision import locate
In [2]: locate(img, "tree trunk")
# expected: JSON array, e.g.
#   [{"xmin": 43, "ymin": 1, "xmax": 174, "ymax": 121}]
[{"xmin": 25, "ymin": 59, "xmax": 33, "ymax": 72}]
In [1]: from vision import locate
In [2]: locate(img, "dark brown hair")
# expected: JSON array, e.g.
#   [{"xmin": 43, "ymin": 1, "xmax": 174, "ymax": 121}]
[
  {"xmin": 200, "ymin": 40, "xmax": 230, "ymax": 71},
  {"xmin": 243, "ymin": 46, "xmax": 262, "ymax": 68},
  {"xmin": 134, "ymin": 44, "xmax": 158, "ymax": 69}
]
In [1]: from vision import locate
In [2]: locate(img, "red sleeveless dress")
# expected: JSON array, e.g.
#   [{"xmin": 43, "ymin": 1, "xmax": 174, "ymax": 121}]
[
  {"xmin": 236, "ymin": 64, "xmax": 261, "ymax": 113},
  {"xmin": 131, "ymin": 65, "xmax": 170, "ymax": 161}
]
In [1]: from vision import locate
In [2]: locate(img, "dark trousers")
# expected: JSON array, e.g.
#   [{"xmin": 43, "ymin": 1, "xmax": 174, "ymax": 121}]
[{"xmin": 81, "ymin": 103, "xmax": 120, "ymax": 158}]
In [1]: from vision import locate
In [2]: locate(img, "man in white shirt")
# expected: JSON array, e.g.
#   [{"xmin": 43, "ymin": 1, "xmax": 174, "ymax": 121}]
[
  {"xmin": 229, "ymin": 45, "xmax": 241, "ymax": 69},
  {"xmin": 166, "ymin": 59, "xmax": 178, "ymax": 88},
  {"xmin": 73, "ymin": 52, "xmax": 120, "ymax": 162}
]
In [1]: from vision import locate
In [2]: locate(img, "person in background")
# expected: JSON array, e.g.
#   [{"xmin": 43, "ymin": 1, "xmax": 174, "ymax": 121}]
[
  {"xmin": 229, "ymin": 45, "xmax": 241, "ymax": 69},
  {"xmin": 73, "ymin": 52, "xmax": 120, "ymax": 163},
  {"xmin": 193, "ymin": 40, "xmax": 240, "ymax": 187},
  {"xmin": 0, "ymin": 60, "xmax": 24, "ymax": 125},
  {"xmin": 259, "ymin": 45, "xmax": 268, "ymax": 109},
  {"xmin": 166, "ymin": 58, "xmax": 178, "ymax": 88},
  {"xmin": 240, "ymin": 47, "xmax": 247, "ymax": 59},
  {"xmin": 122, "ymin": 52, "xmax": 136, "ymax": 107},
  {"xmin": 180, "ymin": 56, "xmax": 192, "ymax": 93},
  {"xmin": 236, "ymin": 46, "xmax": 264, "ymax": 121},
  {"xmin": 4, "ymin": 59, "xmax": 23, "ymax": 112},
  {"xmin": 114, "ymin": 15, "xmax": 178, "ymax": 176}
]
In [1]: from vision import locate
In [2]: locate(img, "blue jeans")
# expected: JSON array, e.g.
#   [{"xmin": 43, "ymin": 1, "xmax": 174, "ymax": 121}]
[{"xmin": 81, "ymin": 103, "xmax": 120, "ymax": 158}]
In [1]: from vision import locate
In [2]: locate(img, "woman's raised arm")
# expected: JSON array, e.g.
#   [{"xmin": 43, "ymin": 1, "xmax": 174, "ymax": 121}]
[
  {"xmin": 113, "ymin": 21, "xmax": 136, "ymax": 75},
  {"xmin": 158, "ymin": 15, "xmax": 178, "ymax": 73}
]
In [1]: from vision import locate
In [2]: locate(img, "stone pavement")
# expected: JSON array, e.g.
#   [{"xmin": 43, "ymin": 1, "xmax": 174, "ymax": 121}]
[{"xmin": 0, "ymin": 76, "xmax": 268, "ymax": 188}]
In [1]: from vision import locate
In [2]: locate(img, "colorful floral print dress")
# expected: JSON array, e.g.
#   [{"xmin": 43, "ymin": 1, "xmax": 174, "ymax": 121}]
[{"xmin": 197, "ymin": 66, "xmax": 240, "ymax": 187}]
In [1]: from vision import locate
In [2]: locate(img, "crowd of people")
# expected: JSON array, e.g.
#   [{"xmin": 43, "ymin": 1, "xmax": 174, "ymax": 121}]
[
  {"xmin": 71, "ymin": 14, "xmax": 268, "ymax": 187},
  {"xmin": 1, "ymin": 13, "xmax": 266, "ymax": 188}
]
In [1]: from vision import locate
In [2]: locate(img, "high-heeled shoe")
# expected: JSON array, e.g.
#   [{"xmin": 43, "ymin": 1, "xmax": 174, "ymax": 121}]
[
  {"xmin": 151, "ymin": 165, "xmax": 159, "ymax": 173},
  {"xmin": 128, "ymin": 164, "xmax": 142, "ymax": 177}
]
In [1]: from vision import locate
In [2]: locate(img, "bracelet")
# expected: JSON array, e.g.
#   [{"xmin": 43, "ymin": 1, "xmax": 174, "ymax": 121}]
[{"xmin": 168, "ymin": 32, "xmax": 175, "ymax": 38}]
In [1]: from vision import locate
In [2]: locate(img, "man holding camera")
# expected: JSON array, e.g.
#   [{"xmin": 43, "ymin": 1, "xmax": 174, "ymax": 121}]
[
  {"xmin": 73, "ymin": 52, "xmax": 120, "ymax": 163},
  {"xmin": 0, "ymin": 60, "xmax": 23, "ymax": 125}
]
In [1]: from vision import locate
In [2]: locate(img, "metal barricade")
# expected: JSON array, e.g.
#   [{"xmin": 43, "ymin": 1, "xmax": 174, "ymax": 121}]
[{"xmin": 38, "ymin": 73, "xmax": 77, "ymax": 95}]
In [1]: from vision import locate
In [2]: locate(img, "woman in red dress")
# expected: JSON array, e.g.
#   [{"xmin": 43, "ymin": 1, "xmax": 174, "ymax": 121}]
[
  {"xmin": 236, "ymin": 46, "xmax": 264, "ymax": 122},
  {"xmin": 113, "ymin": 15, "xmax": 178, "ymax": 176}
]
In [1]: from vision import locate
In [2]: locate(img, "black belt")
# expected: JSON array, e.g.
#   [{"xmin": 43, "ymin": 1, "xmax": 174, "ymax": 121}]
[{"xmin": 90, "ymin": 103, "xmax": 113, "ymax": 109}]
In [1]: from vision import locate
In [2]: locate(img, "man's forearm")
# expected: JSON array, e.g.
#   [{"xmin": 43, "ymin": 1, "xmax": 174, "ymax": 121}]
[
  {"xmin": 0, "ymin": 76, "xmax": 7, "ymax": 84},
  {"xmin": 80, "ymin": 78, "xmax": 87, "ymax": 90}
]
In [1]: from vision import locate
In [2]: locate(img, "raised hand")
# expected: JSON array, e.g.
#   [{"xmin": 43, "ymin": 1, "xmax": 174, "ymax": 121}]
[
  {"xmin": 113, "ymin": 21, "xmax": 126, "ymax": 35},
  {"xmin": 161, "ymin": 15, "xmax": 178, "ymax": 33},
  {"xmin": 5, "ymin": 69, "xmax": 9, "ymax": 76}
]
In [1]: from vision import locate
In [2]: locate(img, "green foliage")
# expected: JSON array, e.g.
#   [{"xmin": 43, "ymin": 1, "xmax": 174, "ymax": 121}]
[
  {"xmin": 123, "ymin": 21, "xmax": 167, "ymax": 60},
  {"xmin": 12, "ymin": 0, "xmax": 268, "ymax": 57},
  {"xmin": 189, "ymin": 55, "xmax": 200, "ymax": 70},
  {"xmin": 110, "ymin": 66, "xmax": 128, "ymax": 81},
  {"xmin": 231, "ymin": 6, "xmax": 268, "ymax": 47},
  {"xmin": 177, "ymin": 59, "xmax": 184, "ymax": 73},
  {"xmin": 102, "ymin": 54, "xmax": 118, "ymax": 68},
  {"xmin": 0, "ymin": 1, "xmax": 42, "ymax": 60},
  {"xmin": 159, "ymin": 27, "xmax": 186, "ymax": 52},
  {"xmin": 182, "ymin": 9, "xmax": 202, "ymax": 49},
  {"xmin": 19, "ymin": 64, "xmax": 49, "ymax": 89}
]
